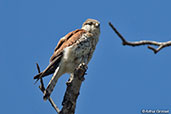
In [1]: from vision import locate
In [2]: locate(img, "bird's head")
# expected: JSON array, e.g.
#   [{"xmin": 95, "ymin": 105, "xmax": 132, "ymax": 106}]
[{"xmin": 82, "ymin": 18, "xmax": 100, "ymax": 36}]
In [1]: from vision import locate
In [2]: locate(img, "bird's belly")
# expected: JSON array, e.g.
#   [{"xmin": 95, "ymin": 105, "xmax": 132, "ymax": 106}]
[{"xmin": 62, "ymin": 43, "xmax": 92, "ymax": 73}]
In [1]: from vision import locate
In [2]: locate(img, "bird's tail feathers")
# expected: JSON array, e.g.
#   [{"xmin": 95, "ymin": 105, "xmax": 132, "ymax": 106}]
[
  {"xmin": 33, "ymin": 52, "xmax": 63, "ymax": 81},
  {"xmin": 43, "ymin": 66, "xmax": 62, "ymax": 100}
]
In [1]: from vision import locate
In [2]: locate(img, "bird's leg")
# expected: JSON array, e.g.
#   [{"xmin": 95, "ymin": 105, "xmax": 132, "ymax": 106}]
[
  {"xmin": 66, "ymin": 63, "xmax": 87, "ymax": 85},
  {"xmin": 66, "ymin": 73, "xmax": 74, "ymax": 86},
  {"xmin": 76, "ymin": 63, "xmax": 88, "ymax": 81}
]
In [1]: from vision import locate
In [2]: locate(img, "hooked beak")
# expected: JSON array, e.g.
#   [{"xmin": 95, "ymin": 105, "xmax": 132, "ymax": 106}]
[{"xmin": 95, "ymin": 23, "xmax": 100, "ymax": 28}]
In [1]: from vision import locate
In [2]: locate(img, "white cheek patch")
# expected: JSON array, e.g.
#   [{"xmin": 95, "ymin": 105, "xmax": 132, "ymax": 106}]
[{"xmin": 82, "ymin": 25, "xmax": 91, "ymax": 31}]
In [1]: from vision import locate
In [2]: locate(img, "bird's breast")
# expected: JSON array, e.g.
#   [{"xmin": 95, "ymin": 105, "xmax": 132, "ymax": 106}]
[{"xmin": 61, "ymin": 33, "xmax": 98, "ymax": 73}]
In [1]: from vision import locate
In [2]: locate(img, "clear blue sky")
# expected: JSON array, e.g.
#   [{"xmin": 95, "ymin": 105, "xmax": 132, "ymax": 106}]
[{"xmin": 0, "ymin": 0, "xmax": 171, "ymax": 114}]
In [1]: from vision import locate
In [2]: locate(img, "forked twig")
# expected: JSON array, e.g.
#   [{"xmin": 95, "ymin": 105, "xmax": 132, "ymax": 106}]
[
  {"xmin": 36, "ymin": 63, "xmax": 60, "ymax": 113},
  {"xmin": 109, "ymin": 22, "xmax": 171, "ymax": 54},
  {"xmin": 35, "ymin": 63, "xmax": 87, "ymax": 114}
]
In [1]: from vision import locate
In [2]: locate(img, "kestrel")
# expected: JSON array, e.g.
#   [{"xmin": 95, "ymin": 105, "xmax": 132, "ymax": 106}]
[{"xmin": 34, "ymin": 18, "xmax": 100, "ymax": 100}]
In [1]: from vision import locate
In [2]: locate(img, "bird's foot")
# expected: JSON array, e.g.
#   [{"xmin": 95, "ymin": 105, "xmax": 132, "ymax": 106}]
[
  {"xmin": 79, "ymin": 63, "xmax": 88, "ymax": 70},
  {"xmin": 76, "ymin": 63, "xmax": 88, "ymax": 81}
]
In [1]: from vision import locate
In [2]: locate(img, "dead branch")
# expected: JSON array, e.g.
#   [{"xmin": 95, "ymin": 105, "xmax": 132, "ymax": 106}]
[
  {"xmin": 109, "ymin": 22, "xmax": 171, "ymax": 54},
  {"xmin": 59, "ymin": 63, "xmax": 87, "ymax": 114},
  {"xmin": 35, "ymin": 63, "xmax": 87, "ymax": 114},
  {"xmin": 36, "ymin": 63, "xmax": 60, "ymax": 113}
]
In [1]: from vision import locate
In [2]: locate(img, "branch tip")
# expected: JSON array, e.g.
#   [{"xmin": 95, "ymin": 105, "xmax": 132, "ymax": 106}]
[
  {"xmin": 109, "ymin": 21, "xmax": 171, "ymax": 54},
  {"xmin": 34, "ymin": 63, "xmax": 60, "ymax": 113},
  {"xmin": 148, "ymin": 46, "xmax": 158, "ymax": 54},
  {"xmin": 36, "ymin": 63, "xmax": 41, "ymax": 73}
]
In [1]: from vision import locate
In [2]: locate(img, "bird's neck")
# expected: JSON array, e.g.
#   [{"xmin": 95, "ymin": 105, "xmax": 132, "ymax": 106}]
[
  {"xmin": 82, "ymin": 25, "xmax": 100, "ymax": 37},
  {"xmin": 81, "ymin": 25, "xmax": 91, "ymax": 32}
]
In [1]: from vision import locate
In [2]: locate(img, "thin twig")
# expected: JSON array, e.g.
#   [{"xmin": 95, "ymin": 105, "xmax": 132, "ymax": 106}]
[
  {"xmin": 109, "ymin": 22, "xmax": 171, "ymax": 54},
  {"xmin": 36, "ymin": 63, "xmax": 60, "ymax": 113},
  {"xmin": 35, "ymin": 63, "xmax": 87, "ymax": 114}
]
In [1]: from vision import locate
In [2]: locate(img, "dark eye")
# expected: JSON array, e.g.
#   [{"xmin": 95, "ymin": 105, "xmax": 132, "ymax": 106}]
[
  {"xmin": 89, "ymin": 22, "xmax": 93, "ymax": 25},
  {"xmin": 85, "ymin": 22, "xmax": 93, "ymax": 25}
]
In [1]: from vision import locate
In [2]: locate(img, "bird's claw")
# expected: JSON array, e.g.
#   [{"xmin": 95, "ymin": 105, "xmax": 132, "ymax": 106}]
[{"xmin": 79, "ymin": 63, "xmax": 88, "ymax": 70}]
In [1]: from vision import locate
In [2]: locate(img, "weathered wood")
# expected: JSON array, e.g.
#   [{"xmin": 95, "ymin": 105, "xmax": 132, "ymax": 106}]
[
  {"xmin": 35, "ymin": 63, "xmax": 87, "ymax": 114},
  {"xmin": 59, "ymin": 63, "xmax": 87, "ymax": 114}
]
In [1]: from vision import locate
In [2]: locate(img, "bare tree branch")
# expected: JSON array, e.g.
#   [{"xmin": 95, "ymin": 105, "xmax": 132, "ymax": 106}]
[
  {"xmin": 36, "ymin": 63, "xmax": 60, "ymax": 113},
  {"xmin": 35, "ymin": 63, "xmax": 87, "ymax": 114},
  {"xmin": 59, "ymin": 63, "xmax": 87, "ymax": 114},
  {"xmin": 109, "ymin": 22, "xmax": 171, "ymax": 54}
]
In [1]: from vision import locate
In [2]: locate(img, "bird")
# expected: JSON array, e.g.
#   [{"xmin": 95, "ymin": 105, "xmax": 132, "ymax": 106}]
[{"xmin": 34, "ymin": 18, "xmax": 100, "ymax": 100}]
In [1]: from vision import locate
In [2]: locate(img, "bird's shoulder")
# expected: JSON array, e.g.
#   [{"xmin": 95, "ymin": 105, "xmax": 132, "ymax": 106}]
[
  {"xmin": 54, "ymin": 29, "xmax": 87, "ymax": 51},
  {"xmin": 50, "ymin": 29, "xmax": 88, "ymax": 62}
]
